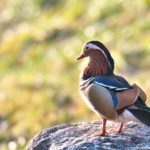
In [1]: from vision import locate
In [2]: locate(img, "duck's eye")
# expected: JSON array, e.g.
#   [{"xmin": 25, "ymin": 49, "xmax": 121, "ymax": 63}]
[{"xmin": 86, "ymin": 46, "xmax": 89, "ymax": 50}]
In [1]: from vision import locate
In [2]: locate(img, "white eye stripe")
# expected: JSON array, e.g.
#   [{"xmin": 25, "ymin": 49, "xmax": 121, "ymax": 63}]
[
  {"xmin": 84, "ymin": 43, "xmax": 100, "ymax": 50},
  {"xmin": 84, "ymin": 43, "xmax": 111, "ymax": 68}
]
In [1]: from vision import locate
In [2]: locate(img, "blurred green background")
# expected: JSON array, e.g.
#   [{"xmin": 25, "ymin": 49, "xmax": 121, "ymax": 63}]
[{"xmin": 0, "ymin": 0, "xmax": 150, "ymax": 149}]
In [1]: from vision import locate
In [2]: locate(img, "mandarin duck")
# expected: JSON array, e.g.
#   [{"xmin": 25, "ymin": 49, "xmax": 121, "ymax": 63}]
[{"xmin": 76, "ymin": 41, "xmax": 150, "ymax": 136}]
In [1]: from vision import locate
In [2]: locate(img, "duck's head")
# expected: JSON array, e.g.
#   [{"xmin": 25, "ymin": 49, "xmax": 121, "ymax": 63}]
[{"xmin": 76, "ymin": 41, "xmax": 114, "ymax": 78}]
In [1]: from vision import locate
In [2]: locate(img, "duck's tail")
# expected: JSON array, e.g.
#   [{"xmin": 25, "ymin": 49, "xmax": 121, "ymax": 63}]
[{"xmin": 127, "ymin": 97, "xmax": 150, "ymax": 126}]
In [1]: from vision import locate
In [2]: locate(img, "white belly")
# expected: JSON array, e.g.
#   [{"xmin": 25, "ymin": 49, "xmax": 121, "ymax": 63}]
[{"xmin": 115, "ymin": 109, "xmax": 141, "ymax": 123}]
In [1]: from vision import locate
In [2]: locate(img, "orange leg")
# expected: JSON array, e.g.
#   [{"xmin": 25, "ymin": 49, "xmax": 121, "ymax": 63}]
[
  {"xmin": 94, "ymin": 121, "xmax": 123, "ymax": 136},
  {"xmin": 94, "ymin": 119, "xmax": 107, "ymax": 136},
  {"xmin": 106, "ymin": 122, "xmax": 123, "ymax": 134}
]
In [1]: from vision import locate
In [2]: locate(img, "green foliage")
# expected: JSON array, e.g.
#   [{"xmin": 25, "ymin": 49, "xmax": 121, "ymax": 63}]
[{"xmin": 0, "ymin": 0, "xmax": 150, "ymax": 149}]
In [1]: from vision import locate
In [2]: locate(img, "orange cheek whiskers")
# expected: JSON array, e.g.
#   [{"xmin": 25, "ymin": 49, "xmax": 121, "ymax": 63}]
[{"xmin": 82, "ymin": 52, "xmax": 109, "ymax": 79}]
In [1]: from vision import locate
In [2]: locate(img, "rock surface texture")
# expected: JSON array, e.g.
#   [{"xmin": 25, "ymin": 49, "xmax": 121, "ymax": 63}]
[{"xmin": 25, "ymin": 120, "xmax": 150, "ymax": 150}]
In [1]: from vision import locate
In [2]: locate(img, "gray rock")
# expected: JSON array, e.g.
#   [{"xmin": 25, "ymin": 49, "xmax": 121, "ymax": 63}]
[{"xmin": 25, "ymin": 120, "xmax": 150, "ymax": 150}]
